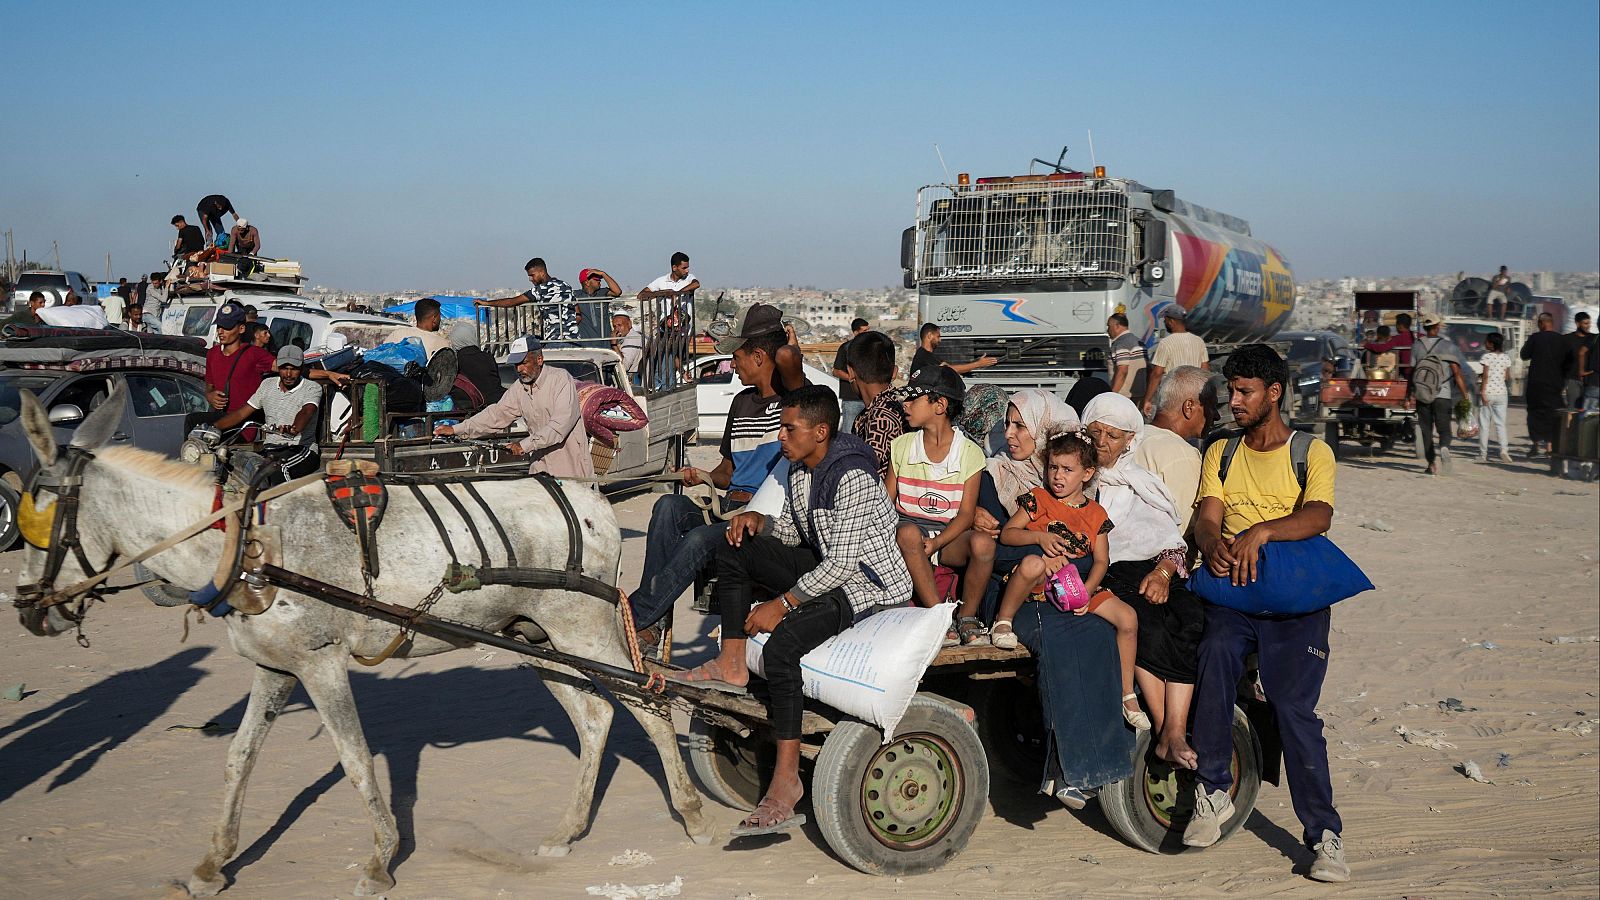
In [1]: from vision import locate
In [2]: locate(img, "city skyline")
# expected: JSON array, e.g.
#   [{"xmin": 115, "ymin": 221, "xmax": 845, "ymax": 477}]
[{"xmin": 4, "ymin": 1, "xmax": 1596, "ymax": 292}]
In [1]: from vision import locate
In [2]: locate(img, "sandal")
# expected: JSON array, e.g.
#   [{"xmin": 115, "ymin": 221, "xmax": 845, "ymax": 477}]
[
  {"xmin": 665, "ymin": 660, "xmax": 748, "ymax": 695},
  {"xmin": 1122, "ymin": 693, "xmax": 1152, "ymax": 730},
  {"xmin": 990, "ymin": 619, "xmax": 1018, "ymax": 650},
  {"xmin": 956, "ymin": 616, "xmax": 987, "ymax": 646},
  {"xmin": 729, "ymin": 798, "xmax": 808, "ymax": 837}
]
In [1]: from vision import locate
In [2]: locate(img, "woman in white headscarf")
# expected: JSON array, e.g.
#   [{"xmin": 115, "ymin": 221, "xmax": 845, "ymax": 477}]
[{"xmin": 1082, "ymin": 392, "xmax": 1205, "ymax": 770}]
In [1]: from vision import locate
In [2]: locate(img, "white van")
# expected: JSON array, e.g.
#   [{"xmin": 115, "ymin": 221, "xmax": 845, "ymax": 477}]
[{"xmin": 256, "ymin": 305, "xmax": 406, "ymax": 355}]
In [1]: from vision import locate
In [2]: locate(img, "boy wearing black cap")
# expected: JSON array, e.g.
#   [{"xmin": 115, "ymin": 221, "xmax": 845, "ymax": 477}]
[{"xmin": 887, "ymin": 365, "xmax": 986, "ymax": 607}]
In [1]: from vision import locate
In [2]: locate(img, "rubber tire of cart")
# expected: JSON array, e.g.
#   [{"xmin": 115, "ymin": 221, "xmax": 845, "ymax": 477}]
[
  {"xmin": 1099, "ymin": 704, "xmax": 1262, "ymax": 854},
  {"xmin": 1323, "ymin": 423, "xmax": 1342, "ymax": 461},
  {"xmin": 1413, "ymin": 422, "xmax": 1428, "ymax": 461},
  {"xmin": 135, "ymin": 561, "xmax": 194, "ymax": 607},
  {"xmin": 686, "ymin": 717, "xmax": 764, "ymax": 812},
  {"xmin": 811, "ymin": 696, "xmax": 989, "ymax": 876},
  {"xmin": 970, "ymin": 679, "xmax": 1048, "ymax": 786},
  {"xmin": 0, "ymin": 480, "xmax": 19, "ymax": 551}
]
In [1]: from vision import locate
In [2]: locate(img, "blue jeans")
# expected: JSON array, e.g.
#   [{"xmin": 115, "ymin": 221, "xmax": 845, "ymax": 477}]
[
  {"xmin": 839, "ymin": 399, "xmax": 865, "ymax": 435},
  {"xmin": 630, "ymin": 493, "xmax": 729, "ymax": 630},
  {"xmin": 1193, "ymin": 604, "xmax": 1341, "ymax": 846}
]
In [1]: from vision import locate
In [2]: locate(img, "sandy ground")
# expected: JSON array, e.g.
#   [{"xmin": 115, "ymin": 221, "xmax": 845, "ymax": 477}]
[{"xmin": 1, "ymin": 409, "xmax": 1597, "ymax": 900}]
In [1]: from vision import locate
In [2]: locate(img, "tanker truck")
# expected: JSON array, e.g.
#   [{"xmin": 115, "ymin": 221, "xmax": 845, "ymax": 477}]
[{"xmin": 901, "ymin": 152, "xmax": 1295, "ymax": 392}]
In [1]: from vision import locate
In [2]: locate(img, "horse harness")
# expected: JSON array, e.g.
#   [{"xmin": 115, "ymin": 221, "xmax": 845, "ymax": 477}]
[{"xmin": 14, "ymin": 447, "xmax": 127, "ymax": 645}]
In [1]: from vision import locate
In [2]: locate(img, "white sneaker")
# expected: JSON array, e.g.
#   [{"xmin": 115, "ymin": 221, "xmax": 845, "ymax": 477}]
[
  {"xmin": 1181, "ymin": 786, "xmax": 1235, "ymax": 848},
  {"xmin": 1309, "ymin": 829, "xmax": 1351, "ymax": 882}
]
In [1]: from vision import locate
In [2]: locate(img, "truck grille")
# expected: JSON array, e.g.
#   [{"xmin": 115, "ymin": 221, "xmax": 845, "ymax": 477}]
[{"xmin": 938, "ymin": 335, "xmax": 1109, "ymax": 375}]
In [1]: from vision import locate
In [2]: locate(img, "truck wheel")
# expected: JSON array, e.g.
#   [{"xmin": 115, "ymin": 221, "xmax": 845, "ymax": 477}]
[
  {"xmin": 1323, "ymin": 423, "xmax": 1342, "ymax": 461},
  {"xmin": 687, "ymin": 717, "xmax": 764, "ymax": 811},
  {"xmin": 1099, "ymin": 705, "xmax": 1261, "ymax": 854},
  {"xmin": 972, "ymin": 679, "xmax": 1047, "ymax": 785},
  {"xmin": 812, "ymin": 697, "xmax": 989, "ymax": 875}
]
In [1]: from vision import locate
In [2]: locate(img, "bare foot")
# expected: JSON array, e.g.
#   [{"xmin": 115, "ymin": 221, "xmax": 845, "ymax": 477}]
[
  {"xmin": 1154, "ymin": 733, "xmax": 1199, "ymax": 770},
  {"xmin": 673, "ymin": 657, "xmax": 748, "ymax": 689}
]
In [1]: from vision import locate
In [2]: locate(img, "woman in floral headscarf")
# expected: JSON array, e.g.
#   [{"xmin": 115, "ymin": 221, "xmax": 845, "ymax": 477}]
[{"xmin": 1081, "ymin": 391, "xmax": 1206, "ymax": 770}]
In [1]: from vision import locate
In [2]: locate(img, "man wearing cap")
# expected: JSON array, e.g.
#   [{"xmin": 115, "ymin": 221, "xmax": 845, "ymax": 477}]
[
  {"xmin": 433, "ymin": 335, "xmax": 593, "ymax": 479},
  {"xmin": 229, "ymin": 218, "xmax": 261, "ymax": 256},
  {"xmin": 1412, "ymin": 314, "xmax": 1470, "ymax": 475},
  {"xmin": 478, "ymin": 258, "xmax": 580, "ymax": 346},
  {"xmin": 627, "ymin": 303, "xmax": 797, "ymax": 648},
  {"xmin": 1142, "ymin": 305, "xmax": 1210, "ymax": 416},
  {"xmin": 189, "ymin": 301, "xmax": 277, "ymax": 435},
  {"xmin": 213, "ymin": 345, "xmax": 323, "ymax": 485},
  {"xmin": 575, "ymin": 268, "xmax": 621, "ymax": 345}
]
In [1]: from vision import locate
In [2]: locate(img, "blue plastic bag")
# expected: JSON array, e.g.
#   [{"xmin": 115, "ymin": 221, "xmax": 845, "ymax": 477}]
[
  {"xmin": 362, "ymin": 337, "xmax": 428, "ymax": 371},
  {"xmin": 1190, "ymin": 535, "xmax": 1373, "ymax": 616}
]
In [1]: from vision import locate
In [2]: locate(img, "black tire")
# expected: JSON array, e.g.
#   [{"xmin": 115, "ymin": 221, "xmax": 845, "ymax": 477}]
[
  {"xmin": 0, "ymin": 480, "xmax": 19, "ymax": 551},
  {"xmin": 1323, "ymin": 423, "xmax": 1341, "ymax": 461},
  {"xmin": 1413, "ymin": 422, "xmax": 1428, "ymax": 461},
  {"xmin": 811, "ymin": 696, "xmax": 989, "ymax": 876},
  {"xmin": 1099, "ymin": 705, "xmax": 1261, "ymax": 854},
  {"xmin": 971, "ymin": 679, "xmax": 1047, "ymax": 785},
  {"xmin": 134, "ymin": 561, "xmax": 192, "ymax": 607},
  {"xmin": 686, "ymin": 717, "xmax": 762, "ymax": 811}
]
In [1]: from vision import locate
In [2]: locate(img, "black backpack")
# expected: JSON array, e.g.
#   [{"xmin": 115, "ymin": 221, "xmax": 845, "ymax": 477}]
[{"xmin": 1217, "ymin": 429, "xmax": 1315, "ymax": 500}]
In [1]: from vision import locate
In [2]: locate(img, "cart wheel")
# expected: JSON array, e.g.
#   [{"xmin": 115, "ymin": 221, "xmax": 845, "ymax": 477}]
[
  {"xmin": 1413, "ymin": 422, "xmax": 1428, "ymax": 461},
  {"xmin": 1099, "ymin": 705, "xmax": 1261, "ymax": 854},
  {"xmin": 686, "ymin": 717, "xmax": 764, "ymax": 812},
  {"xmin": 135, "ymin": 562, "xmax": 192, "ymax": 607},
  {"xmin": 1323, "ymin": 423, "xmax": 1341, "ymax": 461},
  {"xmin": 971, "ymin": 679, "xmax": 1047, "ymax": 785},
  {"xmin": 811, "ymin": 696, "xmax": 989, "ymax": 875}
]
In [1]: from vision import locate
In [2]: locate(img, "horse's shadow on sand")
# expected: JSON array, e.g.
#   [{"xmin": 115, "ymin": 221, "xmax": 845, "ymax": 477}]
[{"xmin": 216, "ymin": 660, "xmax": 686, "ymax": 882}]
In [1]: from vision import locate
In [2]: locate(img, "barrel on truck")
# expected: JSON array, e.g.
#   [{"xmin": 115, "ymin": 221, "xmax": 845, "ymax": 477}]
[{"xmin": 902, "ymin": 156, "xmax": 1295, "ymax": 392}]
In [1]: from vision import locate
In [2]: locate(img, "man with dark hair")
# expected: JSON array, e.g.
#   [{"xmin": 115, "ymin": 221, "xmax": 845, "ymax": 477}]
[
  {"xmin": 846, "ymin": 331, "xmax": 908, "ymax": 478},
  {"xmin": 831, "ymin": 317, "xmax": 873, "ymax": 433},
  {"xmin": 172, "ymin": 215, "xmax": 205, "ymax": 258},
  {"xmin": 638, "ymin": 251, "xmax": 699, "ymax": 319},
  {"xmin": 1142, "ymin": 306, "xmax": 1209, "ymax": 415},
  {"xmin": 392, "ymin": 296, "xmax": 449, "ymax": 360},
  {"xmin": 673, "ymin": 384, "xmax": 911, "ymax": 837},
  {"xmin": 1186, "ymin": 343, "xmax": 1347, "ymax": 883},
  {"xmin": 195, "ymin": 194, "xmax": 238, "ymax": 244},
  {"xmin": 1563, "ymin": 311, "xmax": 1594, "ymax": 410},
  {"xmin": 1412, "ymin": 314, "xmax": 1469, "ymax": 475},
  {"xmin": 1521, "ymin": 312, "xmax": 1569, "ymax": 456},
  {"xmin": 1487, "ymin": 265, "xmax": 1511, "ymax": 318},
  {"xmin": 141, "ymin": 271, "xmax": 169, "ymax": 331},
  {"xmin": 477, "ymin": 258, "xmax": 579, "ymax": 345},
  {"xmin": 628, "ymin": 303, "xmax": 798, "ymax": 648},
  {"xmin": 909, "ymin": 322, "xmax": 996, "ymax": 381},
  {"xmin": 0, "ymin": 292, "xmax": 48, "ymax": 330},
  {"xmin": 1106, "ymin": 313, "xmax": 1147, "ymax": 399}
]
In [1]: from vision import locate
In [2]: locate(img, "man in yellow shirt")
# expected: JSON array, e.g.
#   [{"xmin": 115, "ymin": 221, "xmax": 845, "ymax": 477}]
[{"xmin": 1182, "ymin": 344, "xmax": 1349, "ymax": 883}]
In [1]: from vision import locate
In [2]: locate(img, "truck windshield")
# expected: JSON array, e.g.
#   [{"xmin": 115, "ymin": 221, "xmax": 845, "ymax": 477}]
[{"xmin": 916, "ymin": 183, "xmax": 1130, "ymax": 283}]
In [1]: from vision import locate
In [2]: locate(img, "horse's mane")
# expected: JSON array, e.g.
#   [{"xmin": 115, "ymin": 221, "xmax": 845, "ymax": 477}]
[{"xmin": 96, "ymin": 445, "xmax": 216, "ymax": 491}]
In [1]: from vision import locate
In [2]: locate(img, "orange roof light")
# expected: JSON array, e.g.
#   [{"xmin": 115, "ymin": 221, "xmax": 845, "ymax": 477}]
[
  {"xmin": 957, "ymin": 172, "xmax": 969, "ymax": 185},
  {"xmin": 1094, "ymin": 166, "xmax": 1106, "ymax": 178}
]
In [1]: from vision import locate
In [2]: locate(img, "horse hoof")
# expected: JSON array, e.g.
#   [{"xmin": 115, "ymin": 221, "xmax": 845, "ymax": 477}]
[
  {"xmin": 185, "ymin": 875, "xmax": 226, "ymax": 897},
  {"xmin": 688, "ymin": 828, "xmax": 716, "ymax": 846},
  {"xmin": 536, "ymin": 843, "xmax": 572, "ymax": 857},
  {"xmin": 354, "ymin": 874, "xmax": 395, "ymax": 896}
]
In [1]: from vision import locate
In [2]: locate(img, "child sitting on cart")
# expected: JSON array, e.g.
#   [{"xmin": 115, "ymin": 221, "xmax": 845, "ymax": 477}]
[{"xmin": 989, "ymin": 431, "xmax": 1146, "ymax": 730}]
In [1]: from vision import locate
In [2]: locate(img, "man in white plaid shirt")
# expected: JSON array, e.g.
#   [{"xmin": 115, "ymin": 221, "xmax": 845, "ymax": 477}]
[{"xmin": 668, "ymin": 385, "xmax": 910, "ymax": 837}]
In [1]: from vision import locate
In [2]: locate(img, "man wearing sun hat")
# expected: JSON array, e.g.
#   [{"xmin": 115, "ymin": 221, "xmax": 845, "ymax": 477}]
[{"xmin": 433, "ymin": 334, "xmax": 592, "ymax": 478}]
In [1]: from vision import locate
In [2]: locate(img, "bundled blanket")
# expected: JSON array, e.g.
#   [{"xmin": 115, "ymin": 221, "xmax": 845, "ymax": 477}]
[{"xmin": 576, "ymin": 381, "xmax": 648, "ymax": 448}]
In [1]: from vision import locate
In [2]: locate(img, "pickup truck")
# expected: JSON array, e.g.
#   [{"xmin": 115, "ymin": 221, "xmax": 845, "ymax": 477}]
[{"xmin": 539, "ymin": 346, "xmax": 695, "ymax": 482}]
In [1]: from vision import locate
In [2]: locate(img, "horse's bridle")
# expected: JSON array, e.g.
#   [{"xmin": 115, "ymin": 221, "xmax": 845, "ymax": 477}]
[{"xmin": 14, "ymin": 446, "xmax": 121, "ymax": 642}]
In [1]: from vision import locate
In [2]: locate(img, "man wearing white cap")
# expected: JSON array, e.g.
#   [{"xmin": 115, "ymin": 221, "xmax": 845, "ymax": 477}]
[
  {"xmin": 229, "ymin": 218, "xmax": 261, "ymax": 256},
  {"xmin": 434, "ymin": 334, "xmax": 593, "ymax": 479},
  {"xmin": 214, "ymin": 344, "xmax": 323, "ymax": 485}
]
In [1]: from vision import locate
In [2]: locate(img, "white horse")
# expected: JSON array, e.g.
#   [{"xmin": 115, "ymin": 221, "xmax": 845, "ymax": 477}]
[{"xmin": 13, "ymin": 387, "xmax": 712, "ymax": 896}]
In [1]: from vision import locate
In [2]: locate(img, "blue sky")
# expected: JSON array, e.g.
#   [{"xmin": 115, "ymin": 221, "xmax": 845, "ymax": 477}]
[{"xmin": 4, "ymin": 1, "xmax": 1596, "ymax": 292}]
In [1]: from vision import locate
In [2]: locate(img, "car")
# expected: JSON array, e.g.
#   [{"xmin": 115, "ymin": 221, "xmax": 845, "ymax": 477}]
[
  {"xmin": 7, "ymin": 270, "xmax": 97, "ymax": 310},
  {"xmin": 257, "ymin": 306, "xmax": 407, "ymax": 355},
  {"xmin": 692, "ymin": 352, "xmax": 841, "ymax": 440},
  {"xmin": 0, "ymin": 363, "xmax": 210, "ymax": 547}
]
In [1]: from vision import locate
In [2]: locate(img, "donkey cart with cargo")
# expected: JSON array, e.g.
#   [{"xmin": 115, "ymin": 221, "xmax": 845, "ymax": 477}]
[{"xmin": 10, "ymin": 385, "xmax": 1272, "ymax": 895}]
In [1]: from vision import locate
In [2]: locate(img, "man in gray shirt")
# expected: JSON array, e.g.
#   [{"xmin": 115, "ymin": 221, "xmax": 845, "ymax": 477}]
[{"xmin": 1412, "ymin": 314, "xmax": 1469, "ymax": 475}]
